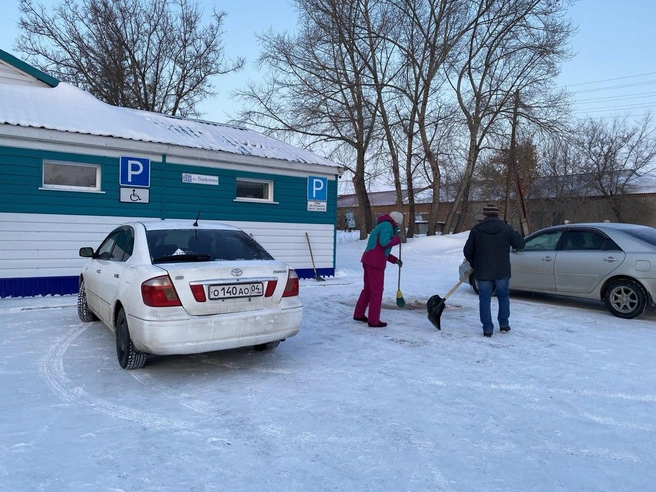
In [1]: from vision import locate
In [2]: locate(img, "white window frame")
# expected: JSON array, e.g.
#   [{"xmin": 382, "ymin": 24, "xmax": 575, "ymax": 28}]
[
  {"xmin": 234, "ymin": 178, "xmax": 275, "ymax": 203},
  {"xmin": 41, "ymin": 160, "xmax": 102, "ymax": 192}
]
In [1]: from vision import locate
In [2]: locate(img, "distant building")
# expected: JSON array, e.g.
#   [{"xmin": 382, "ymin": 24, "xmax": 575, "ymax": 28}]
[{"xmin": 338, "ymin": 174, "xmax": 656, "ymax": 234}]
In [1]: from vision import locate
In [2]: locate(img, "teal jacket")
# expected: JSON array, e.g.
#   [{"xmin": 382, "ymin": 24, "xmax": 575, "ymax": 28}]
[{"xmin": 361, "ymin": 214, "xmax": 401, "ymax": 269}]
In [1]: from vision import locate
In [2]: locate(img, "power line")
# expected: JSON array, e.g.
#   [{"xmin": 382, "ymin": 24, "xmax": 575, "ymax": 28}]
[
  {"xmin": 563, "ymin": 71, "xmax": 656, "ymax": 88},
  {"xmin": 573, "ymin": 102, "xmax": 655, "ymax": 114},
  {"xmin": 571, "ymin": 80, "xmax": 656, "ymax": 95},
  {"xmin": 561, "ymin": 71, "xmax": 656, "ymax": 116},
  {"xmin": 576, "ymin": 91, "xmax": 656, "ymax": 104}
]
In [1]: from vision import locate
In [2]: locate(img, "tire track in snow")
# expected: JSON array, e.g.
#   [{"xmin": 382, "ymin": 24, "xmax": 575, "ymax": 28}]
[
  {"xmin": 129, "ymin": 372, "xmax": 217, "ymax": 416},
  {"xmin": 39, "ymin": 323, "xmax": 191, "ymax": 431},
  {"xmin": 491, "ymin": 382, "xmax": 656, "ymax": 403},
  {"xmin": 534, "ymin": 443, "xmax": 653, "ymax": 464}
]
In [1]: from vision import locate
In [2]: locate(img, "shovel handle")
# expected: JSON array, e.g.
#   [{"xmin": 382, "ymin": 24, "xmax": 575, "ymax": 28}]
[{"xmin": 442, "ymin": 268, "xmax": 473, "ymax": 301}]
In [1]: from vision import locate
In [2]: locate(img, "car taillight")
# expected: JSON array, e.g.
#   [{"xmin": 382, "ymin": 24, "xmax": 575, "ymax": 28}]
[
  {"xmin": 190, "ymin": 284, "xmax": 206, "ymax": 302},
  {"xmin": 141, "ymin": 275, "xmax": 182, "ymax": 307},
  {"xmin": 265, "ymin": 280, "xmax": 278, "ymax": 297},
  {"xmin": 282, "ymin": 269, "xmax": 299, "ymax": 297}
]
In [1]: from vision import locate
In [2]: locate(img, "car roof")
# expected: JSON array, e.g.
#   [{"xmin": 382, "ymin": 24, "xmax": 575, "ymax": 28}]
[
  {"xmin": 128, "ymin": 220, "xmax": 241, "ymax": 232},
  {"xmin": 532, "ymin": 222, "xmax": 654, "ymax": 233}
]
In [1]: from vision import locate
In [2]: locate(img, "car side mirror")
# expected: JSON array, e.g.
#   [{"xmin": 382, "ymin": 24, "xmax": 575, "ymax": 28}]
[{"xmin": 79, "ymin": 247, "xmax": 95, "ymax": 258}]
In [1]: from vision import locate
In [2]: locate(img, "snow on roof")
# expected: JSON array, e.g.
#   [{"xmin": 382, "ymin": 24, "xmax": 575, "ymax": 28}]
[{"xmin": 0, "ymin": 80, "xmax": 340, "ymax": 169}]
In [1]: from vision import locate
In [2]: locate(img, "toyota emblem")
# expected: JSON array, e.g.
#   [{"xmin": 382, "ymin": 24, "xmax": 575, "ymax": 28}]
[{"xmin": 230, "ymin": 268, "xmax": 243, "ymax": 277}]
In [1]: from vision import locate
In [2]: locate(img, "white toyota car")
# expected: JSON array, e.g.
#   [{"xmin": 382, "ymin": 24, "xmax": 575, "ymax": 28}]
[{"xmin": 78, "ymin": 220, "xmax": 303, "ymax": 369}]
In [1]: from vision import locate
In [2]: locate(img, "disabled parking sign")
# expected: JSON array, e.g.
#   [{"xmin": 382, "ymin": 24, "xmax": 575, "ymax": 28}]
[{"xmin": 120, "ymin": 156, "xmax": 150, "ymax": 188}]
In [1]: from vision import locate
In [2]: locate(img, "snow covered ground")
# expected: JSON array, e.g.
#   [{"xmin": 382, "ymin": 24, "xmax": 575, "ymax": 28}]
[{"xmin": 1, "ymin": 231, "xmax": 655, "ymax": 491}]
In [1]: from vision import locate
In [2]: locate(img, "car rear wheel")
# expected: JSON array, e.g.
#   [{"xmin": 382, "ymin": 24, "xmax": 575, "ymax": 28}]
[
  {"xmin": 77, "ymin": 279, "xmax": 98, "ymax": 322},
  {"xmin": 469, "ymin": 275, "xmax": 495, "ymax": 296},
  {"xmin": 116, "ymin": 308, "xmax": 147, "ymax": 369},
  {"xmin": 604, "ymin": 279, "xmax": 648, "ymax": 319},
  {"xmin": 254, "ymin": 340, "xmax": 281, "ymax": 351}
]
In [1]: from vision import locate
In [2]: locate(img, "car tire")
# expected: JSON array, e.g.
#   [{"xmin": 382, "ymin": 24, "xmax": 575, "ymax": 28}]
[
  {"xmin": 77, "ymin": 279, "xmax": 98, "ymax": 322},
  {"xmin": 254, "ymin": 340, "xmax": 281, "ymax": 351},
  {"xmin": 469, "ymin": 273, "xmax": 479, "ymax": 294},
  {"xmin": 604, "ymin": 279, "xmax": 648, "ymax": 319},
  {"xmin": 469, "ymin": 275, "xmax": 495, "ymax": 296},
  {"xmin": 116, "ymin": 308, "xmax": 147, "ymax": 369}
]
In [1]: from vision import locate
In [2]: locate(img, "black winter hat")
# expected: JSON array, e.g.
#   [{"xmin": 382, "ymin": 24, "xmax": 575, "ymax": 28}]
[{"xmin": 482, "ymin": 204, "xmax": 499, "ymax": 216}]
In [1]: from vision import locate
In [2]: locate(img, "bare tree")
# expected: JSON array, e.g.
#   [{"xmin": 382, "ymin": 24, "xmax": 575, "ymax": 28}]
[
  {"xmin": 442, "ymin": 0, "xmax": 574, "ymax": 233},
  {"xmin": 383, "ymin": 0, "xmax": 472, "ymax": 236},
  {"xmin": 531, "ymin": 134, "xmax": 591, "ymax": 226},
  {"xmin": 16, "ymin": 0, "xmax": 244, "ymax": 117},
  {"xmin": 573, "ymin": 114, "xmax": 656, "ymax": 222},
  {"xmin": 234, "ymin": 0, "xmax": 385, "ymax": 238}
]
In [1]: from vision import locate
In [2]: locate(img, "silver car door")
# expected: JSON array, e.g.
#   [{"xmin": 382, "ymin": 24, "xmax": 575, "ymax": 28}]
[
  {"xmin": 554, "ymin": 230, "xmax": 625, "ymax": 294},
  {"xmin": 510, "ymin": 229, "xmax": 562, "ymax": 292}
]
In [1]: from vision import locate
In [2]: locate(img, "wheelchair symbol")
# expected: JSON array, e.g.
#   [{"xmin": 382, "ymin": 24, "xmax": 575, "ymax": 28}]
[{"xmin": 130, "ymin": 189, "xmax": 142, "ymax": 202}]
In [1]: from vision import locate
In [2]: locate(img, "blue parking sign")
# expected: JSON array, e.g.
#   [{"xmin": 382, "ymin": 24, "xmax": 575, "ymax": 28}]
[
  {"xmin": 307, "ymin": 176, "xmax": 327, "ymax": 201},
  {"xmin": 120, "ymin": 156, "xmax": 150, "ymax": 188}
]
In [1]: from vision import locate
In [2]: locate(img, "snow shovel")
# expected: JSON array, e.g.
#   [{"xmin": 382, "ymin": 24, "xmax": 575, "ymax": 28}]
[
  {"xmin": 427, "ymin": 268, "xmax": 473, "ymax": 330},
  {"xmin": 305, "ymin": 232, "xmax": 325, "ymax": 281}
]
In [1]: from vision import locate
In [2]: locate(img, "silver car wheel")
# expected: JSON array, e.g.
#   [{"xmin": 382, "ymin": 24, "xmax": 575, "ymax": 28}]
[{"xmin": 604, "ymin": 279, "xmax": 647, "ymax": 319}]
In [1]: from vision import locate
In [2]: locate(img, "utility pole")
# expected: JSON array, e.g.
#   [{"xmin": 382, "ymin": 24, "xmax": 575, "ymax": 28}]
[{"xmin": 509, "ymin": 90, "xmax": 531, "ymax": 236}]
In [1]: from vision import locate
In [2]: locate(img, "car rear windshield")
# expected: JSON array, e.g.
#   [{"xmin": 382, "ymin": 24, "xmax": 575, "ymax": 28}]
[
  {"xmin": 147, "ymin": 229, "xmax": 274, "ymax": 262},
  {"xmin": 622, "ymin": 227, "xmax": 656, "ymax": 247}
]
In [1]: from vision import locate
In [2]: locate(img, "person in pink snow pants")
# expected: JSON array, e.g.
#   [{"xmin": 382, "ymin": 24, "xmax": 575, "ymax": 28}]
[{"xmin": 353, "ymin": 211, "xmax": 404, "ymax": 328}]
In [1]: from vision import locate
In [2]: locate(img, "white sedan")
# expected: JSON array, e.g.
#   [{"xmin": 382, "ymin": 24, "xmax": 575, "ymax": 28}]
[
  {"xmin": 462, "ymin": 222, "xmax": 656, "ymax": 319},
  {"xmin": 78, "ymin": 220, "xmax": 303, "ymax": 369}
]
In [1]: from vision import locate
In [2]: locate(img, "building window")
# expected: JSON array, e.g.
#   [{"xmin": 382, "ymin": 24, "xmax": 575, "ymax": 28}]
[
  {"xmin": 43, "ymin": 161, "xmax": 101, "ymax": 191},
  {"xmin": 235, "ymin": 178, "xmax": 273, "ymax": 202}
]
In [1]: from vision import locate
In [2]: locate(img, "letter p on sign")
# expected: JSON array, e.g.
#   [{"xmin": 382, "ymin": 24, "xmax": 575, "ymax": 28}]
[
  {"xmin": 307, "ymin": 176, "xmax": 327, "ymax": 201},
  {"xmin": 120, "ymin": 156, "xmax": 151, "ymax": 188}
]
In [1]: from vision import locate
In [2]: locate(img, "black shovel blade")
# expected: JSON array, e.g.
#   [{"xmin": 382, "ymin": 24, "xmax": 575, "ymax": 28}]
[{"xmin": 427, "ymin": 294, "xmax": 446, "ymax": 330}]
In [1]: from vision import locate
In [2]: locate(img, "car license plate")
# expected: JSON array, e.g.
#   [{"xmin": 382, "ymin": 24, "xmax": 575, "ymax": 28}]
[{"xmin": 208, "ymin": 282, "xmax": 264, "ymax": 300}]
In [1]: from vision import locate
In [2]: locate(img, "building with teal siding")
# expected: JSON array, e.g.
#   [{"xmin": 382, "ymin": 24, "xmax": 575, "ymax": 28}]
[{"xmin": 0, "ymin": 49, "xmax": 342, "ymax": 297}]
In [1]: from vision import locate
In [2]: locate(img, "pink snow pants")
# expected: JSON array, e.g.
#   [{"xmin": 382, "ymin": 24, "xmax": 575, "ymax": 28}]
[{"xmin": 353, "ymin": 264, "xmax": 385, "ymax": 325}]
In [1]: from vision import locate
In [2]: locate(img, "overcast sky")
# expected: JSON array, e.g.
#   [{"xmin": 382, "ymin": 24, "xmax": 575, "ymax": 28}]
[{"xmin": 1, "ymin": 0, "xmax": 655, "ymax": 122}]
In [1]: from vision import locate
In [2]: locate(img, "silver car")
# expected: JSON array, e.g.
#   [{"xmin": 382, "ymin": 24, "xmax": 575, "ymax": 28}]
[
  {"xmin": 78, "ymin": 220, "xmax": 303, "ymax": 369},
  {"xmin": 463, "ymin": 223, "xmax": 656, "ymax": 319}
]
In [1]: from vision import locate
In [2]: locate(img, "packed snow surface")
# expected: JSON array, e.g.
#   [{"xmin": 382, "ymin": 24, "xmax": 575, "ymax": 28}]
[{"xmin": 1, "ymin": 231, "xmax": 655, "ymax": 491}]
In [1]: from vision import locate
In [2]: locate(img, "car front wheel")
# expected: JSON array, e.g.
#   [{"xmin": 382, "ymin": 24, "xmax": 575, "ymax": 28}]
[
  {"xmin": 254, "ymin": 340, "xmax": 281, "ymax": 351},
  {"xmin": 116, "ymin": 308, "xmax": 147, "ymax": 369},
  {"xmin": 77, "ymin": 279, "xmax": 98, "ymax": 322},
  {"xmin": 604, "ymin": 279, "xmax": 648, "ymax": 319}
]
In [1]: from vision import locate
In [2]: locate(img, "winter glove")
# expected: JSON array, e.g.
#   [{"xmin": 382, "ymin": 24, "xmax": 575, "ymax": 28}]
[{"xmin": 397, "ymin": 259, "xmax": 403, "ymax": 267}]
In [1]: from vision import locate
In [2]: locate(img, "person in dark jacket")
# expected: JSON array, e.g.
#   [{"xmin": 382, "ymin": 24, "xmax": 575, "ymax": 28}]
[
  {"xmin": 463, "ymin": 204, "xmax": 525, "ymax": 337},
  {"xmin": 353, "ymin": 211, "xmax": 404, "ymax": 328}
]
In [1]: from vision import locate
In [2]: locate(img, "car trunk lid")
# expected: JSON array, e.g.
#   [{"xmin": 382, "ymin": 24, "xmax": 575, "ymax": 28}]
[{"xmin": 161, "ymin": 260, "xmax": 290, "ymax": 316}]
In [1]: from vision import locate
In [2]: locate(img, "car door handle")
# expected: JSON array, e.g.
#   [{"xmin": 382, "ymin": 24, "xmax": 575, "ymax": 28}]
[
  {"xmin": 96, "ymin": 269, "xmax": 101, "ymax": 274},
  {"xmin": 542, "ymin": 256, "xmax": 553, "ymax": 262},
  {"xmin": 114, "ymin": 273, "xmax": 120, "ymax": 278},
  {"xmin": 603, "ymin": 257, "xmax": 619, "ymax": 263}
]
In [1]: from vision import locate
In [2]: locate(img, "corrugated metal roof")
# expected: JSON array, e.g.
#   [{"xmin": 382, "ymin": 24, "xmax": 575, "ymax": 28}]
[{"xmin": 0, "ymin": 51, "xmax": 339, "ymax": 170}]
